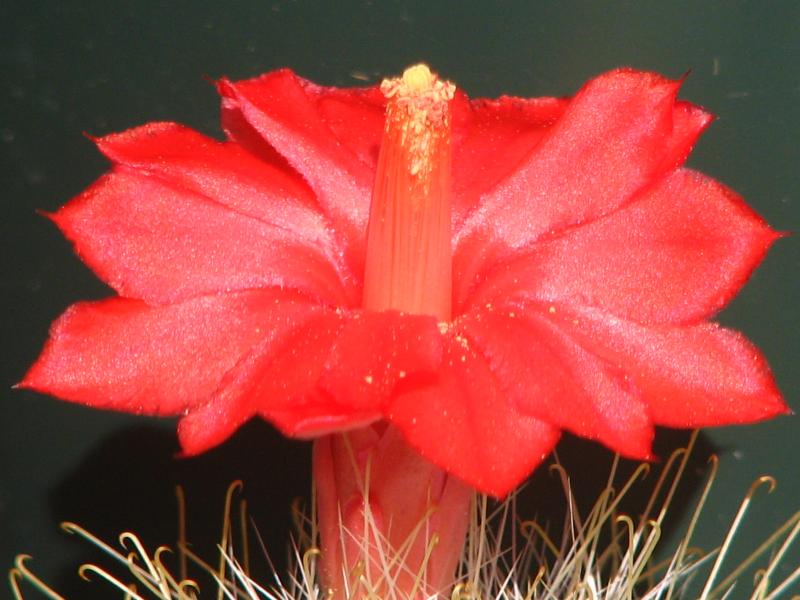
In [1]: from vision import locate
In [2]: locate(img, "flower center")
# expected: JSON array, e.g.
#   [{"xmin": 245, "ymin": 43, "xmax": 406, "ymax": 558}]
[{"xmin": 362, "ymin": 64, "xmax": 455, "ymax": 321}]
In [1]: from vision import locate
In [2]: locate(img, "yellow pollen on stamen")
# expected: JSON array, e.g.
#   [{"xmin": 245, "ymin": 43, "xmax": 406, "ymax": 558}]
[
  {"xmin": 362, "ymin": 65, "xmax": 455, "ymax": 321},
  {"xmin": 379, "ymin": 64, "xmax": 455, "ymax": 188}
]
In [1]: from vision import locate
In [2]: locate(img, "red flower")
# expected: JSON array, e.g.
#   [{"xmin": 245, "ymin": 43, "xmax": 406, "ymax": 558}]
[{"xmin": 23, "ymin": 67, "xmax": 787, "ymax": 497}]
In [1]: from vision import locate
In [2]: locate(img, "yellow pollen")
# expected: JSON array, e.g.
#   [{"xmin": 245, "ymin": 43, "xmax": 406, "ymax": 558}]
[{"xmin": 380, "ymin": 64, "xmax": 455, "ymax": 182}]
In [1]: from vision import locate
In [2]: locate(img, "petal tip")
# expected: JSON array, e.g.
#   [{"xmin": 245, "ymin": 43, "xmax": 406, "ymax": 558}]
[
  {"xmin": 36, "ymin": 208, "xmax": 58, "ymax": 223},
  {"xmin": 771, "ymin": 229, "xmax": 791, "ymax": 243},
  {"xmin": 216, "ymin": 76, "xmax": 235, "ymax": 97},
  {"xmin": 13, "ymin": 373, "xmax": 36, "ymax": 392},
  {"xmin": 17, "ymin": 350, "xmax": 54, "ymax": 395},
  {"xmin": 177, "ymin": 413, "xmax": 223, "ymax": 456},
  {"xmin": 82, "ymin": 131, "xmax": 101, "ymax": 144}
]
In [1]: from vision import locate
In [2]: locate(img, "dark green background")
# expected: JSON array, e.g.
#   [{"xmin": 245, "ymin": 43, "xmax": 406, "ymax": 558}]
[{"xmin": 2, "ymin": 1, "xmax": 798, "ymax": 597}]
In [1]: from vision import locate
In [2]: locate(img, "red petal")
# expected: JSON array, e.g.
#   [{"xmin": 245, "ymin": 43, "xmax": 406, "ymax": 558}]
[
  {"xmin": 179, "ymin": 309, "xmax": 443, "ymax": 453},
  {"xmin": 21, "ymin": 291, "xmax": 294, "ymax": 415},
  {"xmin": 218, "ymin": 71, "xmax": 377, "ymax": 273},
  {"xmin": 318, "ymin": 311, "xmax": 443, "ymax": 414},
  {"xmin": 54, "ymin": 168, "xmax": 353, "ymax": 306},
  {"xmin": 389, "ymin": 330, "xmax": 560, "ymax": 497},
  {"xmin": 456, "ymin": 69, "xmax": 703, "ymax": 250},
  {"xmin": 179, "ymin": 308, "xmax": 345, "ymax": 453},
  {"xmin": 221, "ymin": 71, "xmax": 385, "ymax": 176},
  {"xmin": 460, "ymin": 306, "xmax": 653, "ymax": 459},
  {"xmin": 451, "ymin": 92, "xmax": 568, "ymax": 225},
  {"xmin": 452, "ymin": 231, "xmax": 508, "ymax": 316},
  {"xmin": 659, "ymin": 100, "xmax": 714, "ymax": 171},
  {"xmin": 311, "ymin": 85, "xmax": 386, "ymax": 169},
  {"xmin": 95, "ymin": 122, "xmax": 323, "ymax": 229},
  {"xmin": 544, "ymin": 303, "xmax": 788, "ymax": 427},
  {"xmin": 467, "ymin": 169, "xmax": 780, "ymax": 324}
]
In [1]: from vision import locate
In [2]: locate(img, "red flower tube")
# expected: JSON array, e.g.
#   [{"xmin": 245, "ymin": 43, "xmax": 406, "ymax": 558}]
[{"xmin": 22, "ymin": 64, "xmax": 787, "ymax": 598}]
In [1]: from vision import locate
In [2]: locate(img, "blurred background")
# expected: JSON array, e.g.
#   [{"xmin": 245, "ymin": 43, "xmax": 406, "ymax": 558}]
[{"xmin": 2, "ymin": 1, "xmax": 798, "ymax": 597}]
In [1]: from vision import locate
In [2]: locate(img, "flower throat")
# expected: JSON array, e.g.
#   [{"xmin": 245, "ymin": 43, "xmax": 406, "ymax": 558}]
[{"xmin": 362, "ymin": 64, "xmax": 455, "ymax": 321}]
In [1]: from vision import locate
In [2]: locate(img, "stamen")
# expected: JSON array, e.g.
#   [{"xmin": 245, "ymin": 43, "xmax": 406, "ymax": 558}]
[{"xmin": 363, "ymin": 64, "xmax": 455, "ymax": 321}]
